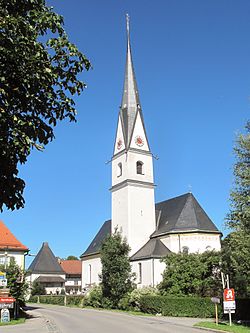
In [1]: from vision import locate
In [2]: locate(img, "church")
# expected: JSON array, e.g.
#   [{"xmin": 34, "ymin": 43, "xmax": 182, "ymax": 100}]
[{"xmin": 80, "ymin": 17, "xmax": 221, "ymax": 288}]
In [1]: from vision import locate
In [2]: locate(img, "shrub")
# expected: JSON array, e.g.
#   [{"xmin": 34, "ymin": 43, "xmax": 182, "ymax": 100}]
[
  {"xmin": 139, "ymin": 296, "xmax": 223, "ymax": 318},
  {"xmin": 66, "ymin": 296, "xmax": 84, "ymax": 307},
  {"xmin": 39, "ymin": 295, "xmax": 65, "ymax": 306},
  {"xmin": 84, "ymin": 286, "xmax": 103, "ymax": 308},
  {"xmin": 118, "ymin": 287, "xmax": 159, "ymax": 311}
]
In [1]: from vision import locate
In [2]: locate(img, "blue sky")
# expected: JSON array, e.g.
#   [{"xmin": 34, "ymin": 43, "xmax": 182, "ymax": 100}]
[{"xmin": 1, "ymin": 0, "xmax": 249, "ymax": 267}]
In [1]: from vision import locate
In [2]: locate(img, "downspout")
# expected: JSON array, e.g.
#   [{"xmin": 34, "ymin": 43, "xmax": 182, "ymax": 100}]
[
  {"xmin": 178, "ymin": 234, "xmax": 181, "ymax": 253},
  {"xmin": 152, "ymin": 258, "xmax": 155, "ymax": 287}
]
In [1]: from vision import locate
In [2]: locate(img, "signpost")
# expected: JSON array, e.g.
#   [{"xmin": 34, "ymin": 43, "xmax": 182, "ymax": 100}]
[
  {"xmin": 221, "ymin": 273, "xmax": 236, "ymax": 326},
  {"xmin": 211, "ymin": 297, "xmax": 220, "ymax": 325}
]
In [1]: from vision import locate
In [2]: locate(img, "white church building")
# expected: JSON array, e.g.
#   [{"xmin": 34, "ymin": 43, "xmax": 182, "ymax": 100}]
[{"xmin": 80, "ymin": 17, "xmax": 221, "ymax": 288}]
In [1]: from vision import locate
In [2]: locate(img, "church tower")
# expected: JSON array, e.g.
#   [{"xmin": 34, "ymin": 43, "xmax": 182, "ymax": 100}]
[{"xmin": 111, "ymin": 15, "xmax": 156, "ymax": 255}]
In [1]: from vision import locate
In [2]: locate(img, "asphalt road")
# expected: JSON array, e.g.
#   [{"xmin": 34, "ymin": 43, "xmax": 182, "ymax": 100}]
[{"xmin": 0, "ymin": 304, "xmax": 207, "ymax": 333}]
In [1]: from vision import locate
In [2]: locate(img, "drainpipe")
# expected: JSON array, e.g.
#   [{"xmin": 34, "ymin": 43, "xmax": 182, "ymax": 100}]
[
  {"xmin": 178, "ymin": 234, "xmax": 181, "ymax": 253},
  {"xmin": 152, "ymin": 258, "xmax": 155, "ymax": 287}
]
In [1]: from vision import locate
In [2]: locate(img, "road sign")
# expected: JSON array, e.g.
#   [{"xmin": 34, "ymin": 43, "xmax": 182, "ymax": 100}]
[
  {"xmin": 223, "ymin": 301, "xmax": 236, "ymax": 310},
  {"xmin": 224, "ymin": 288, "xmax": 235, "ymax": 301},
  {"xmin": 0, "ymin": 272, "xmax": 6, "ymax": 280},
  {"xmin": 0, "ymin": 303, "xmax": 14, "ymax": 309},
  {"xmin": 0, "ymin": 297, "xmax": 15, "ymax": 303},
  {"xmin": 0, "ymin": 279, "xmax": 7, "ymax": 287},
  {"xmin": 1, "ymin": 308, "xmax": 10, "ymax": 323},
  {"xmin": 211, "ymin": 297, "xmax": 220, "ymax": 304}
]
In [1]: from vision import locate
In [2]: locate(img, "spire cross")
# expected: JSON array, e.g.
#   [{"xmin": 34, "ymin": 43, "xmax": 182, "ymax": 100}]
[{"xmin": 126, "ymin": 13, "xmax": 130, "ymax": 36}]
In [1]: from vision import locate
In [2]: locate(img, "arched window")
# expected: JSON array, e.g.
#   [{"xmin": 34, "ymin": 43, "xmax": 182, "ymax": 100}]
[
  {"xmin": 88, "ymin": 264, "xmax": 92, "ymax": 285},
  {"xmin": 138, "ymin": 263, "xmax": 142, "ymax": 284},
  {"xmin": 182, "ymin": 246, "xmax": 189, "ymax": 254},
  {"xmin": 136, "ymin": 161, "xmax": 143, "ymax": 175},
  {"xmin": 117, "ymin": 163, "xmax": 122, "ymax": 177}
]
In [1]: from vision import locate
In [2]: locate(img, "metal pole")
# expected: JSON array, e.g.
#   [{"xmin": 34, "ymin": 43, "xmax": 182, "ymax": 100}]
[{"xmin": 226, "ymin": 274, "xmax": 232, "ymax": 326}]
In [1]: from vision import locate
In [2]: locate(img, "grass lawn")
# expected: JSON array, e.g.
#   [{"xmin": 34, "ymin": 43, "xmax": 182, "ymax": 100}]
[
  {"xmin": 0, "ymin": 318, "xmax": 26, "ymax": 326},
  {"xmin": 195, "ymin": 321, "xmax": 250, "ymax": 333}
]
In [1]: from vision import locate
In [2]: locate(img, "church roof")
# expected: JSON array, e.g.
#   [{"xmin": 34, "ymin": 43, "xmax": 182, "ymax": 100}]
[
  {"xmin": 152, "ymin": 193, "xmax": 221, "ymax": 237},
  {"xmin": 80, "ymin": 193, "xmax": 220, "ymax": 259},
  {"xmin": 130, "ymin": 238, "xmax": 171, "ymax": 261},
  {"xmin": 80, "ymin": 220, "xmax": 111, "ymax": 258},
  {"xmin": 28, "ymin": 242, "xmax": 64, "ymax": 274},
  {"xmin": 118, "ymin": 15, "xmax": 149, "ymax": 150},
  {"xmin": 0, "ymin": 220, "xmax": 29, "ymax": 252}
]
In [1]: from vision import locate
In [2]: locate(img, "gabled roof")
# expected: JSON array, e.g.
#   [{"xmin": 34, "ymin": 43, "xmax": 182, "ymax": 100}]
[
  {"xmin": 152, "ymin": 193, "xmax": 221, "ymax": 237},
  {"xmin": 60, "ymin": 260, "xmax": 81, "ymax": 275},
  {"xmin": 130, "ymin": 238, "xmax": 171, "ymax": 261},
  {"xmin": 0, "ymin": 220, "xmax": 29, "ymax": 251},
  {"xmin": 80, "ymin": 220, "xmax": 111, "ymax": 258},
  {"xmin": 28, "ymin": 242, "xmax": 64, "ymax": 274}
]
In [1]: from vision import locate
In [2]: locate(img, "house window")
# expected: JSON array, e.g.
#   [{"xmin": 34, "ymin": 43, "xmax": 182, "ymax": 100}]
[
  {"xmin": 182, "ymin": 246, "xmax": 189, "ymax": 254},
  {"xmin": 88, "ymin": 264, "xmax": 92, "ymax": 285},
  {"xmin": 136, "ymin": 161, "xmax": 143, "ymax": 175},
  {"xmin": 117, "ymin": 163, "xmax": 122, "ymax": 177},
  {"xmin": 138, "ymin": 263, "xmax": 142, "ymax": 284}
]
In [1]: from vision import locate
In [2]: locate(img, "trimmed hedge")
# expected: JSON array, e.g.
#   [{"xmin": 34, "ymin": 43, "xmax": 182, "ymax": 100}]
[
  {"xmin": 28, "ymin": 295, "xmax": 85, "ymax": 307},
  {"xmin": 66, "ymin": 296, "xmax": 84, "ymax": 307},
  {"xmin": 139, "ymin": 296, "xmax": 223, "ymax": 318}
]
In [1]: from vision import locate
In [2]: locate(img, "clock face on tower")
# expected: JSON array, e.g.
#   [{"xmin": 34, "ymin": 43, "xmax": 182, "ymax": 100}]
[
  {"xmin": 117, "ymin": 138, "xmax": 123, "ymax": 150},
  {"xmin": 135, "ymin": 135, "xmax": 144, "ymax": 147}
]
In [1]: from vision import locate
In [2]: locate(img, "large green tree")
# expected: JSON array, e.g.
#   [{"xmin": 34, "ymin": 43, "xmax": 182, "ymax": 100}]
[
  {"xmin": 159, "ymin": 251, "xmax": 222, "ymax": 297},
  {"xmin": 222, "ymin": 232, "xmax": 250, "ymax": 297},
  {"xmin": 226, "ymin": 121, "xmax": 250, "ymax": 232},
  {"xmin": 0, "ymin": 0, "xmax": 91, "ymax": 211},
  {"xmin": 100, "ymin": 231, "xmax": 135, "ymax": 307}
]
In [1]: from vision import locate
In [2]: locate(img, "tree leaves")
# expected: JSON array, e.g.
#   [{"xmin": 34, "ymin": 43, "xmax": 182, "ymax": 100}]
[{"xmin": 0, "ymin": 0, "xmax": 91, "ymax": 211}]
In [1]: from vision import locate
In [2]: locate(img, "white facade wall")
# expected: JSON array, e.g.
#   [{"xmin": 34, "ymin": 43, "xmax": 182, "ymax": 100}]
[
  {"xmin": 82, "ymin": 256, "xmax": 102, "ymax": 288},
  {"xmin": 26, "ymin": 273, "xmax": 66, "ymax": 295},
  {"xmin": 0, "ymin": 251, "xmax": 26, "ymax": 270},
  {"xmin": 131, "ymin": 259, "xmax": 165, "ymax": 287},
  {"xmin": 160, "ymin": 233, "xmax": 221, "ymax": 254}
]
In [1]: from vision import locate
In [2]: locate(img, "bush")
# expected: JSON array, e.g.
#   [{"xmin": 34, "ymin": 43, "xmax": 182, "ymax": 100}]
[
  {"xmin": 66, "ymin": 296, "xmax": 84, "ymax": 307},
  {"xmin": 139, "ymin": 296, "xmax": 223, "ymax": 318},
  {"xmin": 84, "ymin": 286, "xmax": 103, "ymax": 308},
  {"xmin": 118, "ymin": 287, "xmax": 159, "ymax": 311},
  {"xmin": 39, "ymin": 295, "xmax": 65, "ymax": 306}
]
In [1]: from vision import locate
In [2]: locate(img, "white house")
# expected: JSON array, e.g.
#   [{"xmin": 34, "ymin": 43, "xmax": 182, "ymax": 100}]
[
  {"xmin": 0, "ymin": 220, "xmax": 29, "ymax": 270},
  {"xmin": 26, "ymin": 242, "xmax": 65, "ymax": 295},
  {"xmin": 80, "ymin": 17, "xmax": 221, "ymax": 289}
]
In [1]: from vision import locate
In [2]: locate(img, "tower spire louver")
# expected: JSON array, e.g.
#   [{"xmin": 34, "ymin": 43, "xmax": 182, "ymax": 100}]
[{"xmin": 118, "ymin": 14, "xmax": 148, "ymax": 151}]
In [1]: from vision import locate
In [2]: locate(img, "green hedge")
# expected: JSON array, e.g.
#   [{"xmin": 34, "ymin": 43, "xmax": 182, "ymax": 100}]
[
  {"xmin": 139, "ymin": 296, "xmax": 223, "ymax": 318},
  {"xmin": 66, "ymin": 296, "xmax": 84, "ymax": 307}
]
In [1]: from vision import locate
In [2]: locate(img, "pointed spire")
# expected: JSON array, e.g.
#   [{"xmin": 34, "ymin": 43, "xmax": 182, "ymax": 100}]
[{"xmin": 120, "ymin": 14, "xmax": 142, "ymax": 148}]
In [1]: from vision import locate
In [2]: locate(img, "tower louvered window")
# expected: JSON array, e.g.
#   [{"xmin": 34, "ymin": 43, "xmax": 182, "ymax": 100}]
[{"xmin": 136, "ymin": 161, "xmax": 143, "ymax": 175}]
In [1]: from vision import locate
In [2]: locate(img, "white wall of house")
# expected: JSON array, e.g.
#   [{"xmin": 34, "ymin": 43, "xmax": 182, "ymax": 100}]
[
  {"xmin": 160, "ymin": 233, "xmax": 221, "ymax": 254},
  {"xmin": 0, "ymin": 251, "xmax": 26, "ymax": 270},
  {"xmin": 81, "ymin": 255, "xmax": 102, "ymax": 288},
  {"xmin": 26, "ymin": 273, "xmax": 66, "ymax": 295}
]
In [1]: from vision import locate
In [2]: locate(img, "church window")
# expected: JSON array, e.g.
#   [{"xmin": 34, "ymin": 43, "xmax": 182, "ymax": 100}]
[
  {"xmin": 136, "ymin": 161, "xmax": 143, "ymax": 175},
  {"xmin": 88, "ymin": 264, "xmax": 92, "ymax": 285},
  {"xmin": 182, "ymin": 246, "xmax": 189, "ymax": 254},
  {"xmin": 117, "ymin": 163, "xmax": 122, "ymax": 177},
  {"xmin": 138, "ymin": 263, "xmax": 142, "ymax": 284}
]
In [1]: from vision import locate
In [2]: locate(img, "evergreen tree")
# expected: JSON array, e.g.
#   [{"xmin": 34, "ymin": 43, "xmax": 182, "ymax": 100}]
[
  {"xmin": 31, "ymin": 280, "xmax": 46, "ymax": 296},
  {"xmin": 100, "ymin": 231, "xmax": 135, "ymax": 307},
  {"xmin": 226, "ymin": 121, "xmax": 250, "ymax": 232}
]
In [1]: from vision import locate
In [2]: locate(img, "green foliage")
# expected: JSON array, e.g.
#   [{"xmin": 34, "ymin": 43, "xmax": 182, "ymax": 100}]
[
  {"xmin": 31, "ymin": 280, "xmax": 46, "ymax": 295},
  {"xmin": 118, "ymin": 287, "xmax": 159, "ymax": 311},
  {"xmin": 226, "ymin": 121, "xmax": 250, "ymax": 233},
  {"xmin": 0, "ymin": 0, "xmax": 91, "ymax": 211},
  {"xmin": 38, "ymin": 295, "xmax": 65, "ymax": 305},
  {"xmin": 222, "ymin": 232, "xmax": 250, "ymax": 297},
  {"xmin": 195, "ymin": 321, "xmax": 250, "ymax": 333},
  {"xmin": 84, "ymin": 285, "xmax": 103, "ymax": 308},
  {"xmin": 66, "ymin": 295, "xmax": 84, "ymax": 307},
  {"xmin": 0, "ymin": 260, "xmax": 28, "ymax": 304},
  {"xmin": 100, "ymin": 230, "xmax": 135, "ymax": 307},
  {"xmin": 139, "ymin": 295, "xmax": 222, "ymax": 318},
  {"xmin": 65, "ymin": 255, "xmax": 79, "ymax": 260},
  {"xmin": 159, "ymin": 251, "xmax": 222, "ymax": 297}
]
